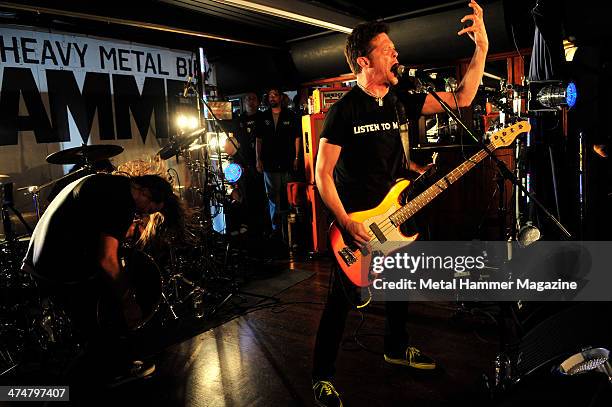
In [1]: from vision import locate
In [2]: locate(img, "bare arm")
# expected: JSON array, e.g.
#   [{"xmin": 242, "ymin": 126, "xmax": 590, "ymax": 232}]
[
  {"xmin": 421, "ymin": 0, "xmax": 488, "ymax": 115},
  {"xmin": 316, "ymin": 139, "xmax": 370, "ymax": 245},
  {"xmin": 98, "ymin": 234, "xmax": 129, "ymax": 298},
  {"xmin": 99, "ymin": 233, "xmax": 142, "ymax": 327},
  {"xmin": 99, "ymin": 234, "xmax": 120, "ymax": 279}
]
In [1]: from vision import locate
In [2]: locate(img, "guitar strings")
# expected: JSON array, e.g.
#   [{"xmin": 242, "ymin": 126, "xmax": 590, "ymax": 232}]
[
  {"xmin": 363, "ymin": 149, "xmax": 490, "ymax": 245},
  {"xmin": 347, "ymin": 125, "xmax": 524, "ymax": 254}
]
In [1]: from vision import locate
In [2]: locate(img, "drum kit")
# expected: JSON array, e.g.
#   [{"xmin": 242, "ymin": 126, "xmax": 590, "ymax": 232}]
[{"xmin": 1, "ymin": 138, "xmax": 242, "ymax": 377}]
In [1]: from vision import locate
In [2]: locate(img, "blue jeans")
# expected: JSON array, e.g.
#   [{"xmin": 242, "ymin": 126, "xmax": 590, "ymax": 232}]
[{"xmin": 263, "ymin": 171, "xmax": 289, "ymax": 231}]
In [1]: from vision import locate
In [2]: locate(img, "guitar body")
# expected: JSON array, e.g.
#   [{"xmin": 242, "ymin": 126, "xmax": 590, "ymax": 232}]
[{"xmin": 329, "ymin": 179, "xmax": 419, "ymax": 287}]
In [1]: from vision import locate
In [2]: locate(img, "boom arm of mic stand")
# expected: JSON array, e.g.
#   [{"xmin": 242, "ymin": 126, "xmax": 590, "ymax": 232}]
[{"xmin": 421, "ymin": 86, "xmax": 572, "ymax": 239}]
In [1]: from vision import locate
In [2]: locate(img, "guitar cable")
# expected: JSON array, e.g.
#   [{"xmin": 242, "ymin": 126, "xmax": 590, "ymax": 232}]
[
  {"xmin": 328, "ymin": 265, "xmax": 384, "ymax": 355},
  {"xmin": 447, "ymin": 77, "xmax": 476, "ymax": 166}
]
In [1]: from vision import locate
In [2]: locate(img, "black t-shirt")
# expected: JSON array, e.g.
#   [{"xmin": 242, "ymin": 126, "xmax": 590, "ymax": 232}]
[
  {"xmin": 256, "ymin": 108, "xmax": 301, "ymax": 172},
  {"xmin": 236, "ymin": 111, "xmax": 260, "ymax": 167},
  {"xmin": 24, "ymin": 174, "xmax": 135, "ymax": 282},
  {"xmin": 321, "ymin": 86, "xmax": 426, "ymax": 213}
]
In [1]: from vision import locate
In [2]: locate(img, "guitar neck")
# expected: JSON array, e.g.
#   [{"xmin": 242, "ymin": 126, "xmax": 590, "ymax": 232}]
[{"xmin": 390, "ymin": 147, "xmax": 491, "ymax": 226}]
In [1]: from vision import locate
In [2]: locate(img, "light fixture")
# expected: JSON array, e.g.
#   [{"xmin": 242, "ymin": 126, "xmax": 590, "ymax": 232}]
[
  {"xmin": 223, "ymin": 162, "xmax": 243, "ymax": 183},
  {"xmin": 176, "ymin": 114, "xmax": 199, "ymax": 131},
  {"xmin": 207, "ymin": 132, "xmax": 229, "ymax": 152},
  {"xmin": 517, "ymin": 221, "xmax": 541, "ymax": 247},
  {"xmin": 528, "ymin": 80, "xmax": 578, "ymax": 112},
  {"xmin": 558, "ymin": 347, "xmax": 611, "ymax": 380},
  {"xmin": 215, "ymin": 0, "xmax": 353, "ymax": 33}
]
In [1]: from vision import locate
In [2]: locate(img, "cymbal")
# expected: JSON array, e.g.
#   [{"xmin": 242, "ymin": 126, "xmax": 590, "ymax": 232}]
[
  {"xmin": 46, "ymin": 144, "xmax": 124, "ymax": 165},
  {"xmin": 158, "ymin": 128, "xmax": 205, "ymax": 160},
  {"xmin": 0, "ymin": 174, "xmax": 9, "ymax": 179}
]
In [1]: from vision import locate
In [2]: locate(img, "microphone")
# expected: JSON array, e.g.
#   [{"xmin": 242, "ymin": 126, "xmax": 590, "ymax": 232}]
[
  {"xmin": 183, "ymin": 76, "xmax": 192, "ymax": 97},
  {"xmin": 391, "ymin": 64, "xmax": 435, "ymax": 83}
]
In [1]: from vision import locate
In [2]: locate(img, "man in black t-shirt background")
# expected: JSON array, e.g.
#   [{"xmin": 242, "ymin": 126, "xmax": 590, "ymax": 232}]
[
  {"xmin": 311, "ymin": 2, "xmax": 489, "ymax": 406},
  {"xmin": 230, "ymin": 92, "xmax": 270, "ymax": 243},
  {"xmin": 255, "ymin": 87, "xmax": 301, "ymax": 238}
]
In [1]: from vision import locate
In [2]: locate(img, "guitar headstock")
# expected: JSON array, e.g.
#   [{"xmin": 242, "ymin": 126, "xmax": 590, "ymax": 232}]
[{"xmin": 489, "ymin": 121, "xmax": 531, "ymax": 149}]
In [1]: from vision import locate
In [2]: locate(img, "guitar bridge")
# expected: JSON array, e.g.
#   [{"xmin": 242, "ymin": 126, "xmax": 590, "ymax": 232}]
[{"xmin": 338, "ymin": 247, "xmax": 357, "ymax": 266}]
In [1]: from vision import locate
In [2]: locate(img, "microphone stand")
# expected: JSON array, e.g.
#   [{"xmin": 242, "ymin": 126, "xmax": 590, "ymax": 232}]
[
  {"xmin": 185, "ymin": 83, "xmax": 249, "ymax": 171},
  {"xmin": 420, "ymin": 83, "xmax": 572, "ymax": 239},
  {"xmin": 186, "ymin": 83, "xmax": 279, "ymax": 318}
]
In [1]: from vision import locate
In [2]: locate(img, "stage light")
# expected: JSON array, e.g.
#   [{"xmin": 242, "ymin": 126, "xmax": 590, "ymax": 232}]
[
  {"xmin": 528, "ymin": 80, "xmax": 578, "ymax": 112},
  {"xmin": 565, "ymin": 82, "xmax": 577, "ymax": 108},
  {"xmin": 176, "ymin": 114, "xmax": 199, "ymax": 130},
  {"xmin": 517, "ymin": 222, "xmax": 541, "ymax": 247},
  {"xmin": 207, "ymin": 132, "xmax": 229, "ymax": 152},
  {"xmin": 558, "ymin": 348, "xmax": 611, "ymax": 378},
  {"xmin": 223, "ymin": 162, "xmax": 243, "ymax": 183}
]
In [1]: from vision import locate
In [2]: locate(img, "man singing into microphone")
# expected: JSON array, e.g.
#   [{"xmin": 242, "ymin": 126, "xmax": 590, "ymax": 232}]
[{"xmin": 311, "ymin": 2, "xmax": 488, "ymax": 406}]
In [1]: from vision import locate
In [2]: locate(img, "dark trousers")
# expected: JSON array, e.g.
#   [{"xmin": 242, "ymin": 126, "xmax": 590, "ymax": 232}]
[
  {"xmin": 244, "ymin": 170, "xmax": 270, "ymax": 238},
  {"xmin": 34, "ymin": 276, "xmax": 137, "ymax": 380},
  {"xmin": 312, "ymin": 265, "xmax": 410, "ymax": 380}
]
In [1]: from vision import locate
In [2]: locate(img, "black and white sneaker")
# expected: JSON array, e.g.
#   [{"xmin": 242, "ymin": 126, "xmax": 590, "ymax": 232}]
[
  {"xmin": 108, "ymin": 360, "xmax": 155, "ymax": 388},
  {"xmin": 384, "ymin": 346, "xmax": 437, "ymax": 370}
]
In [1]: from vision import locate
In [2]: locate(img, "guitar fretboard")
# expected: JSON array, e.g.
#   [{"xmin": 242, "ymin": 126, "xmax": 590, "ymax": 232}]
[{"xmin": 390, "ymin": 148, "xmax": 490, "ymax": 226}]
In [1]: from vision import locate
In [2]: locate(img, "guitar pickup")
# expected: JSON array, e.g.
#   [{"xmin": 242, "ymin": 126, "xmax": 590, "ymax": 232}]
[
  {"xmin": 369, "ymin": 223, "xmax": 387, "ymax": 243},
  {"xmin": 338, "ymin": 247, "xmax": 357, "ymax": 266}
]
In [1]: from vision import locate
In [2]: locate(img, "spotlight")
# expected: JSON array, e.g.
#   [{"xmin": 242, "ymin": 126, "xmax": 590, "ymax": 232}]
[
  {"xmin": 207, "ymin": 132, "xmax": 228, "ymax": 152},
  {"xmin": 223, "ymin": 162, "xmax": 243, "ymax": 183},
  {"xmin": 176, "ymin": 114, "xmax": 199, "ymax": 130},
  {"xmin": 558, "ymin": 348, "xmax": 612, "ymax": 379},
  {"xmin": 517, "ymin": 221, "xmax": 541, "ymax": 247},
  {"xmin": 528, "ymin": 80, "xmax": 578, "ymax": 112}
]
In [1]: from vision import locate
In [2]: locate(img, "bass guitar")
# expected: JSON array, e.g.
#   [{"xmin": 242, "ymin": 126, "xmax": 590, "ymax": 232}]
[{"xmin": 329, "ymin": 121, "xmax": 531, "ymax": 287}]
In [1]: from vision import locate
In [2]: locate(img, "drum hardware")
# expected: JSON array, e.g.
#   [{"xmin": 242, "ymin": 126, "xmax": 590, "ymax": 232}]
[
  {"xmin": 2, "ymin": 182, "xmax": 34, "ymax": 238},
  {"xmin": 161, "ymin": 270, "xmax": 208, "ymax": 320},
  {"xmin": 157, "ymin": 232, "xmax": 224, "ymax": 321},
  {"xmin": 158, "ymin": 128, "xmax": 207, "ymax": 160},
  {"xmin": 1, "ymin": 311, "xmax": 25, "ymax": 377},
  {"xmin": 97, "ymin": 249, "xmax": 162, "ymax": 332},
  {"xmin": 29, "ymin": 297, "xmax": 75, "ymax": 352}
]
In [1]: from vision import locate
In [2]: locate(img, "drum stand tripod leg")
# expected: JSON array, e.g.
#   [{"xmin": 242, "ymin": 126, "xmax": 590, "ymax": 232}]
[
  {"xmin": 161, "ymin": 292, "xmax": 178, "ymax": 320},
  {"xmin": 207, "ymin": 282, "xmax": 280, "ymax": 319},
  {"xmin": 0, "ymin": 347, "xmax": 19, "ymax": 376}
]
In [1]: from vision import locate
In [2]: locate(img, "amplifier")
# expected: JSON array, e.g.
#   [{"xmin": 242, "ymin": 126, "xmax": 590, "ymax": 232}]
[{"xmin": 312, "ymin": 87, "xmax": 351, "ymax": 113}]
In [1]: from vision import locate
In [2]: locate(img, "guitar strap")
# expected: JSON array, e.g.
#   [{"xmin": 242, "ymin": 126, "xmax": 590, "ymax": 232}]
[{"xmin": 394, "ymin": 95, "xmax": 411, "ymax": 170}]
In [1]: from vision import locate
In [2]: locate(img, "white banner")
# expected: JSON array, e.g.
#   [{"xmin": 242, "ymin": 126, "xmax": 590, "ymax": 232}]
[{"xmin": 0, "ymin": 26, "xmax": 209, "ymax": 231}]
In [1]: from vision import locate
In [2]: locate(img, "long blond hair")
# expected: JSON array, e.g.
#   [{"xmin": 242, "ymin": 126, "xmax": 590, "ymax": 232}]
[{"xmin": 114, "ymin": 158, "xmax": 185, "ymax": 247}]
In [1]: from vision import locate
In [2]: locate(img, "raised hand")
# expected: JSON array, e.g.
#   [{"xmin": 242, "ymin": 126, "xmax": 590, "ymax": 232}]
[{"xmin": 458, "ymin": 1, "xmax": 489, "ymax": 51}]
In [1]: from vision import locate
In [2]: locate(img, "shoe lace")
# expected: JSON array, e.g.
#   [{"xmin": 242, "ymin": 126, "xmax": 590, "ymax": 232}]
[
  {"xmin": 316, "ymin": 381, "xmax": 335, "ymax": 397},
  {"xmin": 407, "ymin": 347, "xmax": 421, "ymax": 361}
]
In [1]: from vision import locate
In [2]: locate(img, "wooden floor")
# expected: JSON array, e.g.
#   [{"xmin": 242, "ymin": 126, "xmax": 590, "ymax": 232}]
[
  {"xmin": 5, "ymin": 254, "xmax": 612, "ymax": 406},
  {"xmin": 96, "ymin": 256, "xmax": 501, "ymax": 407}
]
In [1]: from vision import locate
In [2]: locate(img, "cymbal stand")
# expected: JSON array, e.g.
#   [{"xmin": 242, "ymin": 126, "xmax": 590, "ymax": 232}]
[
  {"xmin": 2, "ymin": 182, "xmax": 33, "ymax": 239},
  {"xmin": 16, "ymin": 166, "xmax": 91, "ymax": 222}
]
